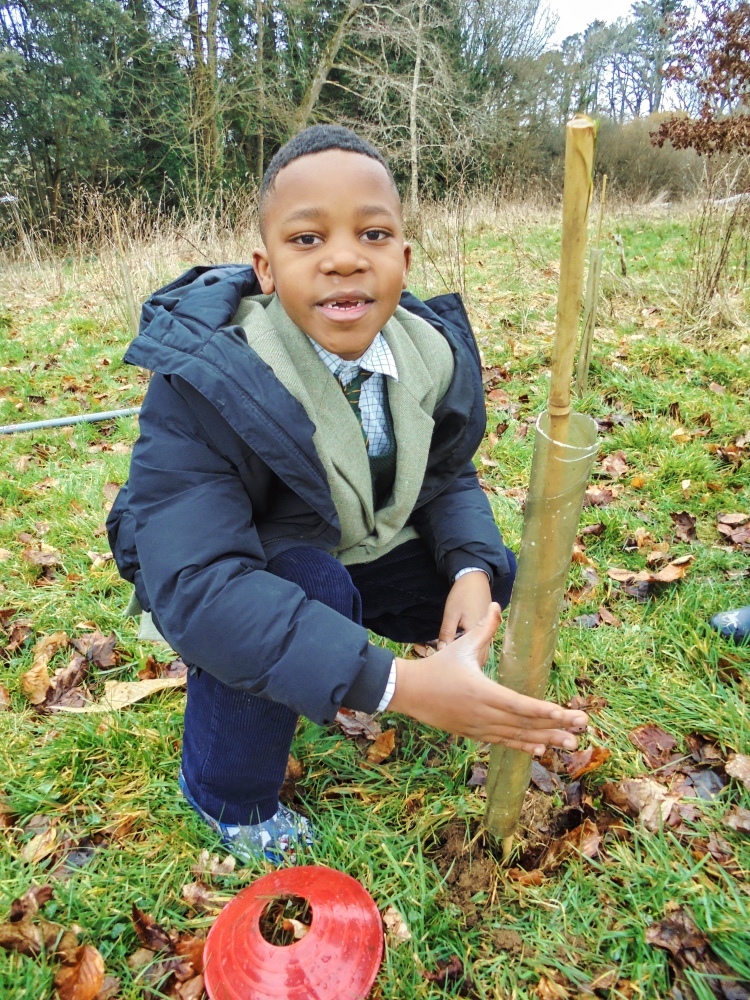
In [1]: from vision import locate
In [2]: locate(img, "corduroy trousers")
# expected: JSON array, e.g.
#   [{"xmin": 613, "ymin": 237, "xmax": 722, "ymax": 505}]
[{"xmin": 181, "ymin": 538, "xmax": 516, "ymax": 824}]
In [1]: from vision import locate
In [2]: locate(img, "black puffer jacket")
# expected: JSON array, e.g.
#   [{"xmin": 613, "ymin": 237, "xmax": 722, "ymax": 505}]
[{"xmin": 107, "ymin": 266, "xmax": 508, "ymax": 724}]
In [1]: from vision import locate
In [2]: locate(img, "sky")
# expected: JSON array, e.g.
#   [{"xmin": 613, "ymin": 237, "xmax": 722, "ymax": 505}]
[{"xmin": 547, "ymin": 0, "xmax": 637, "ymax": 46}]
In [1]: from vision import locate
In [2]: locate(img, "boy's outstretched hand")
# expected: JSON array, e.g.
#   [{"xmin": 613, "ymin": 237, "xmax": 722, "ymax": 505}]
[{"xmin": 388, "ymin": 603, "xmax": 588, "ymax": 755}]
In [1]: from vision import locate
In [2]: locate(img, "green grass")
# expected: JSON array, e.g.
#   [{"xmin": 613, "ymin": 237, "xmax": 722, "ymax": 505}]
[{"xmin": 1, "ymin": 209, "xmax": 749, "ymax": 998}]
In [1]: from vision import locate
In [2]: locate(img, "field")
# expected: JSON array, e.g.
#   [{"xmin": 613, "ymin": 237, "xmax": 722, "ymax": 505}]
[{"xmin": 0, "ymin": 200, "xmax": 749, "ymax": 999}]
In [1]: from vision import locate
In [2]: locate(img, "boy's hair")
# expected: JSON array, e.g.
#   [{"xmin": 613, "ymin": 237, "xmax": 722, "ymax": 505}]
[{"xmin": 259, "ymin": 125, "xmax": 398, "ymax": 235}]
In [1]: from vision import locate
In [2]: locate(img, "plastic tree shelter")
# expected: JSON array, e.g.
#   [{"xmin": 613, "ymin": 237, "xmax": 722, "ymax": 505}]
[{"xmin": 483, "ymin": 116, "xmax": 598, "ymax": 855}]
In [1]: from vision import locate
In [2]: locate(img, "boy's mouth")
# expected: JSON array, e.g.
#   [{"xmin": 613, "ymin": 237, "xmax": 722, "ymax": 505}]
[{"xmin": 316, "ymin": 293, "xmax": 374, "ymax": 322}]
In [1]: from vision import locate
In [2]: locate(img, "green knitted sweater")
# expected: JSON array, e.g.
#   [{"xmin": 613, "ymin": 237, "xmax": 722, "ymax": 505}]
[{"xmin": 234, "ymin": 294, "xmax": 454, "ymax": 565}]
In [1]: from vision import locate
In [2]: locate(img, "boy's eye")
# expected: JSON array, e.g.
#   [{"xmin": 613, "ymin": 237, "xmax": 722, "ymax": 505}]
[
  {"xmin": 291, "ymin": 233, "xmax": 322, "ymax": 246},
  {"xmin": 362, "ymin": 229, "xmax": 390, "ymax": 242}
]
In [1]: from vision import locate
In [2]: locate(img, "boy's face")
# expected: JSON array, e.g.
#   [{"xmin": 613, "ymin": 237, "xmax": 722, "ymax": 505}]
[{"xmin": 253, "ymin": 150, "xmax": 411, "ymax": 360}]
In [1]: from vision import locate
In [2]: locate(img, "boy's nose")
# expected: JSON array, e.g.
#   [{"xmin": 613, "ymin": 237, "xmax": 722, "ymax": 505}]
[{"xmin": 319, "ymin": 240, "xmax": 369, "ymax": 275}]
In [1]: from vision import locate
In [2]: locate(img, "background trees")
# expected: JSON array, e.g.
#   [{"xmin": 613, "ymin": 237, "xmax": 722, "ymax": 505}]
[{"xmin": 0, "ymin": 0, "xmax": 743, "ymax": 236}]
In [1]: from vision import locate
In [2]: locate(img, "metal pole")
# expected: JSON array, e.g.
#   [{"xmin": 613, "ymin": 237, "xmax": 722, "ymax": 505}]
[{"xmin": 0, "ymin": 408, "xmax": 141, "ymax": 435}]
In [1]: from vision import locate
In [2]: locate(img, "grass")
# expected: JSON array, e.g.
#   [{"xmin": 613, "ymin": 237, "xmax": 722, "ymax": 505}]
[{"xmin": 0, "ymin": 200, "xmax": 749, "ymax": 998}]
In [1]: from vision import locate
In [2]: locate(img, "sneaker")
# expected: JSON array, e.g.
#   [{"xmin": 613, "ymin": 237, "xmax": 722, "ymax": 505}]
[
  {"xmin": 709, "ymin": 606, "xmax": 750, "ymax": 645},
  {"xmin": 179, "ymin": 769, "xmax": 313, "ymax": 865}
]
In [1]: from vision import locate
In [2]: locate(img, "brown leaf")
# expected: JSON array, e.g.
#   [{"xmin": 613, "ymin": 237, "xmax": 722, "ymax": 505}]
[
  {"xmin": 564, "ymin": 746, "xmax": 610, "ymax": 780},
  {"xmin": 410, "ymin": 643, "xmax": 436, "ymax": 658},
  {"xmin": 335, "ymin": 707, "xmax": 382, "ymax": 740},
  {"xmin": 506, "ymin": 868, "xmax": 546, "ymax": 885},
  {"xmin": 726, "ymin": 754, "xmax": 750, "ymax": 791},
  {"xmin": 601, "ymin": 451, "xmax": 629, "ymax": 478},
  {"xmin": 709, "ymin": 381, "xmax": 726, "ymax": 394},
  {"xmin": 670, "ymin": 511, "xmax": 698, "ymax": 543},
  {"xmin": 0, "ymin": 683, "xmax": 10, "ymax": 711},
  {"xmin": 597, "ymin": 606, "xmax": 622, "ymax": 627},
  {"xmin": 21, "ymin": 826, "xmax": 58, "ymax": 864},
  {"xmin": 423, "ymin": 955, "xmax": 467, "ymax": 987},
  {"xmin": 531, "ymin": 760, "xmax": 563, "ymax": 793},
  {"xmin": 567, "ymin": 694, "xmax": 608, "ymax": 712},
  {"xmin": 173, "ymin": 974, "xmax": 205, "ymax": 1000},
  {"xmin": 2, "ymin": 619, "xmax": 33, "ymax": 656},
  {"xmin": 628, "ymin": 724, "xmax": 679, "ymax": 770},
  {"xmin": 54, "ymin": 944, "xmax": 105, "ymax": 1000},
  {"xmin": 190, "ymin": 850, "xmax": 235, "ymax": 878},
  {"xmin": 9, "ymin": 885, "xmax": 55, "ymax": 921},
  {"xmin": 51, "ymin": 676, "xmax": 186, "ymax": 713},
  {"xmin": 46, "ymin": 655, "xmax": 91, "ymax": 709},
  {"xmin": 645, "ymin": 907, "xmax": 749, "ymax": 1000},
  {"xmin": 567, "ymin": 613, "xmax": 601, "ymax": 629},
  {"xmin": 366, "ymin": 728, "xmax": 396, "ymax": 764},
  {"xmin": 71, "ymin": 632, "xmax": 117, "ymax": 669},
  {"xmin": 723, "ymin": 806, "xmax": 750, "ymax": 834},
  {"xmin": 603, "ymin": 778, "xmax": 680, "ymax": 832},
  {"xmin": 93, "ymin": 975, "xmax": 120, "ymax": 1000},
  {"xmin": 630, "ymin": 475, "xmax": 646, "ymax": 488},
  {"xmin": 717, "ymin": 512, "xmax": 749, "ymax": 527},
  {"xmin": 585, "ymin": 486, "xmax": 618, "ymax": 507},
  {"xmin": 22, "ymin": 544, "xmax": 61, "ymax": 567},
  {"xmin": 279, "ymin": 754, "xmax": 303, "ymax": 804},
  {"xmin": 382, "ymin": 906, "xmax": 411, "ymax": 946},
  {"xmin": 180, "ymin": 882, "xmax": 231, "ymax": 915},
  {"xmin": 131, "ymin": 904, "xmax": 176, "ymax": 953},
  {"xmin": 21, "ymin": 632, "xmax": 69, "ymax": 705},
  {"xmin": 580, "ymin": 522, "xmax": 605, "ymax": 536},
  {"xmin": 467, "ymin": 763, "xmax": 488, "ymax": 787},
  {"xmin": 175, "ymin": 934, "xmax": 205, "ymax": 975},
  {"xmin": 534, "ymin": 975, "xmax": 570, "ymax": 999}
]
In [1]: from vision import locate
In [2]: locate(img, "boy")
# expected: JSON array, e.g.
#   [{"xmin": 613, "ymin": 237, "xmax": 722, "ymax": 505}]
[{"xmin": 108, "ymin": 126, "xmax": 587, "ymax": 863}]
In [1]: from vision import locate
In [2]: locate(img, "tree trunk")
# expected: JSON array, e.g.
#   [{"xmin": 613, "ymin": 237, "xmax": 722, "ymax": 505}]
[
  {"xmin": 256, "ymin": 0, "xmax": 265, "ymax": 182},
  {"xmin": 409, "ymin": 0, "xmax": 425, "ymax": 217},
  {"xmin": 294, "ymin": 0, "xmax": 364, "ymax": 131}
]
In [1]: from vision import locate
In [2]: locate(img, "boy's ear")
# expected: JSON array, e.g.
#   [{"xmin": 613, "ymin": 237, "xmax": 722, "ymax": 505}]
[
  {"xmin": 402, "ymin": 241, "xmax": 412, "ymax": 289},
  {"xmin": 252, "ymin": 248, "xmax": 275, "ymax": 294}
]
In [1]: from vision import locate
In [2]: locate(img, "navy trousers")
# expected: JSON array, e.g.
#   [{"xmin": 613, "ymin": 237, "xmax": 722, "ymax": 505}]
[{"xmin": 181, "ymin": 538, "xmax": 517, "ymax": 824}]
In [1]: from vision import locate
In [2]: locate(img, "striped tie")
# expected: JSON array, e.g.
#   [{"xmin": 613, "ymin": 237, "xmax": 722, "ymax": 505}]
[{"xmin": 338, "ymin": 368, "xmax": 372, "ymax": 447}]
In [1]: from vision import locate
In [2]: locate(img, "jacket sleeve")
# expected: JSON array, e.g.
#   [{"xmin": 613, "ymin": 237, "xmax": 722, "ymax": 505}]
[
  {"xmin": 411, "ymin": 459, "xmax": 510, "ymax": 585},
  {"xmin": 124, "ymin": 373, "xmax": 392, "ymax": 725}
]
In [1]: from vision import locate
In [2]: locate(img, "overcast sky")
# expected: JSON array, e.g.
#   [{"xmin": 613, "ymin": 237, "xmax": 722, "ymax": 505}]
[{"xmin": 547, "ymin": 0, "xmax": 637, "ymax": 46}]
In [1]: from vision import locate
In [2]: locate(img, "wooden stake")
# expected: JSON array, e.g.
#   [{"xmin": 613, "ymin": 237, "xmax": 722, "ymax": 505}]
[{"xmin": 548, "ymin": 116, "xmax": 596, "ymax": 443}]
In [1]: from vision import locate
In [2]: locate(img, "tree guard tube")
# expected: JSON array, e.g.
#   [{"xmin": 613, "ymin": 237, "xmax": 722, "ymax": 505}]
[
  {"xmin": 483, "ymin": 410, "xmax": 597, "ymax": 845},
  {"xmin": 484, "ymin": 115, "xmax": 597, "ymax": 851}
]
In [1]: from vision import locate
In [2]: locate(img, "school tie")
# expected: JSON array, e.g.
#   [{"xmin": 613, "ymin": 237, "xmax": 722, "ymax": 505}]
[{"xmin": 337, "ymin": 367, "xmax": 372, "ymax": 448}]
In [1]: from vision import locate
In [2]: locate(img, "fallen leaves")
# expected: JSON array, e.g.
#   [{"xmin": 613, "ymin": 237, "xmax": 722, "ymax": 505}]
[
  {"xmin": 717, "ymin": 511, "xmax": 750, "ymax": 548},
  {"xmin": 366, "ymin": 728, "xmax": 396, "ymax": 764},
  {"xmin": 21, "ymin": 632, "xmax": 69, "ymax": 705},
  {"xmin": 564, "ymin": 747, "xmax": 611, "ymax": 781},
  {"xmin": 0, "ymin": 885, "xmax": 114, "ymax": 999},
  {"xmin": 382, "ymin": 905, "xmax": 411, "ymax": 946},
  {"xmin": 607, "ymin": 554, "xmax": 693, "ymax": 588},
  {"xmin": 335, "ymin": 707, "xmax": 382, "ymax": 740},
  {"xmin": 54, "ymin": 676, "xmax": 187, "ymax": 714},
  {"xmin": 54, "ymin": 945, "xmax": 106, "ymax": 1000},
  {"xmin": 129, "ymin": 905, "xmax": 205, "ymax": 999},
  {"xmin": 726, "ymin": 754, "xmax": 750, "ymax": 791},
  {"xmin": 670, "ymin": 510, "xmax": 698, "ymax": 543},
  {"xmin": 724, "ymin": 805, "xmax": 750, "ymax": 835},
  {"xmin": 646, "ymin": 908, "xmax": 750, "ymax": 1000},
  {"xmin": 628, "ymin": 724, "xmax": 680, "ymax": 770},
  {"xmin": 336, "ymin": 707, "xmax": 396, "ymax": 764}
]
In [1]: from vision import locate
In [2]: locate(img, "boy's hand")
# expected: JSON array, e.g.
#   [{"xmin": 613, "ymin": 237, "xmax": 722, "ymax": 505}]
[
  {"xmin": 389, "ymin": 604, "xmax": 588, "ymax": 754},
  {"xmin": 437, "ymin": 571, "xmax": 493, "ymax": 650}
]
